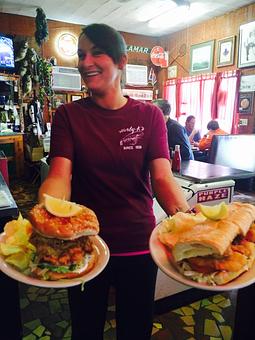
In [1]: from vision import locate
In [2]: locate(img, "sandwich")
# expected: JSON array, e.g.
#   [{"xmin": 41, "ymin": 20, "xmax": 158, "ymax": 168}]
[
  {"xmin": 158, "ymin": 202, "xmax": 255, "ymax": 285},
  {"xmin": 28, "ymin": 195, "xmax": 100, "ymax": 280}
]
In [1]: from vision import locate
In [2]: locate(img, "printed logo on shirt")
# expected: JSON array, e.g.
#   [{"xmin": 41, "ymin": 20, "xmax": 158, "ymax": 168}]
[{"xmin": 119, "ymin": 126, "xmax": 144, "ymax": 150}]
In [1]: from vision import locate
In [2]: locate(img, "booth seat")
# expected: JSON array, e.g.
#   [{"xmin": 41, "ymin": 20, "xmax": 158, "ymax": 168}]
[
  {"xmin": 208, "ymin": 134, "xmax": 255, "ymax": 172},
  {"xmin": 208, "ymin": 134, "xmax": 255, "ymax": 190}
]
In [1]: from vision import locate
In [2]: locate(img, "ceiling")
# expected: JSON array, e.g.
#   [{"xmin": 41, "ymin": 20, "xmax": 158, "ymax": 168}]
[{"xmin": 0, "ymin": 0, "xmax": 254, "ymax": 37}]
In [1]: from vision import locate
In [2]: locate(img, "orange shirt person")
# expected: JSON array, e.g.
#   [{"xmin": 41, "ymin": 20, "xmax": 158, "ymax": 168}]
[{"xmin": 199, "ymin": 120, "xmax": 228, "ymax": 151}]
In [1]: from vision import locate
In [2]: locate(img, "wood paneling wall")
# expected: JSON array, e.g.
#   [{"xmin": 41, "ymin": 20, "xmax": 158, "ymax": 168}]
[
  {"xmin": 0, "ymin": 13, "xmax": 158, "ymax": 68},
  {"xmin": 159, "ymin": 3, "xmax": 255, "ymax": 79},
  {"xmin": 158, "ymin": 3, "xmax": 255, "ymax": 133},
  {"xmin": 1, "ymin": 6, "xmax": 255, "ymax": 132}
]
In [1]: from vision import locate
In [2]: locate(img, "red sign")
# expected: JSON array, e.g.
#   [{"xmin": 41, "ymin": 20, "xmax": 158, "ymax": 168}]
[
  {"xmin": 150, "ymin": 46, "xmax": 168, "ymax": 68},
  {"xmin": 197, "ymin": 188, "xmax": 229, "ymax": 203}
]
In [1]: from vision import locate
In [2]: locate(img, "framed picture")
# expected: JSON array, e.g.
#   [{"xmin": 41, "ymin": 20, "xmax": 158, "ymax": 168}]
[
  {"xmin": 190, "ymin": 40, "xmax": 214, "ymax": 75},
  {"xmin": 238, "ymin": 92, "xmax": 254, "ymax": 114},
  {"xmin": 168, "ymin": 65, "xmax": 177, "ymax": 78},
  {"xmin": 71, "ymin": 94, "xmax": 82, "ymax": 101},
  {"xmin": 238, "ymin": 21, "xmax": 255, "ymax": 68},
  {"xmin": 67, "ymin": 93, "xmax": 83, "ymax": 102},
  {"xmin": 52, "ymin": 93, "xmax": 67, "ymax": 109},
  {"xmin": 240, "ymin": 74, "xmax": 255, "ymax": 92},
  {"xmin": 217, "ymin": 36, "xmax": 235, "ymax": 67}
]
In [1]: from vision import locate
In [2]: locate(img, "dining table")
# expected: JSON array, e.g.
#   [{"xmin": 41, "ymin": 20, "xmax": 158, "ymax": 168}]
[{"xmin": 174, "ymin": 160, "xmax": 255, "ymax": 184}]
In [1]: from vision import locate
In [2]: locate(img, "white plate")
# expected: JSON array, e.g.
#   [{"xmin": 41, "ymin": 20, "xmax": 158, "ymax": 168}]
[
  {"xmin": 150, "ymin": 225, "xmax": 255, "ymax": 291},
  {"xmin": 0, "ymin": 234, "xmax": 110, "ymax": 288}
]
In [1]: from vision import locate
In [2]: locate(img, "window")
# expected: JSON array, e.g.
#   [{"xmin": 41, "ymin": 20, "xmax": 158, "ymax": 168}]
[{"xmin": 164, "ymin": 70, "xmax": 240, "ymax": 135}]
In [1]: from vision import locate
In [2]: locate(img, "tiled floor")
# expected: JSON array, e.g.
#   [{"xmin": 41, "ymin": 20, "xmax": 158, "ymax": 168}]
[
  {"xmin": 8, "ymin": 178, "xmax": 255, "ymax": 340},
  {"xmin": 19, "ymin": 284, "xmax": 236, "ymax": 340}
]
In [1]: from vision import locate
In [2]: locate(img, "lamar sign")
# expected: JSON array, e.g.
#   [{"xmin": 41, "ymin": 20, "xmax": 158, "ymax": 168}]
[{"xmin": 127, "ymin": 45, "xmax": 151, "ymax": 54}]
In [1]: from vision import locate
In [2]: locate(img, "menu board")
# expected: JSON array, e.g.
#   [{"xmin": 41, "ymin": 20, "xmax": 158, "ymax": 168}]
[{"xmin": 125, "ymin": 64, "xmax": 148, "ymax": 86}]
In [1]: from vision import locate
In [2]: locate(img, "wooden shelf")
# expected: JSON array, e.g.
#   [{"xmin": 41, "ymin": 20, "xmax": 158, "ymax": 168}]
[
  {"xmin": 0, "ymin": 73, "xmax": 20, "ymax": 82},
  {"xmin": 0, "ymin": 134, "xmax": 24, "ymax": 178}
]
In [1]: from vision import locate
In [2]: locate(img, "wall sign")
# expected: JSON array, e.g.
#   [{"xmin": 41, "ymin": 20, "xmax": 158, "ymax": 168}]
[
  {"xmin": 150, "ymin": 46, "xmax": 168, "ymax": 68},
  {"xmin": 240, "ymin": 75, "xmax": 255, "ymax": 92},
  {"xmin": 122, "ymin": 89, "xmax": 153, "ymax": 101},
  {"xmin": 127, "ymin": 45, "xmax": 151, "ymax": 54},
  {"xmin": 238, "ymin": 92, "xmax": 254, "ymax": 114},
  {"xmin": 197, "ymin": 188, "xmax": 229, "ymax": 203},
  {"xmin": 125, "ymin": 64, "xmax": 148, "ymax": 86},
  {"xmin": 168, "ymin": 65, "xmax": 177, "ymax": 78}
]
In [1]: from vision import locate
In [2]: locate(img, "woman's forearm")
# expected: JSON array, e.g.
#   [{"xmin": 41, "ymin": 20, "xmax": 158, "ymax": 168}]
[{"xmin": 38, "ymin": 176, "xmax": 71, "ymax": 203}]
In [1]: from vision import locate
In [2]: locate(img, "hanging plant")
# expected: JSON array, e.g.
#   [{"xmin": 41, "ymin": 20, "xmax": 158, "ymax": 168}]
[
  {"xmin": 36, "ymin": 57, "xmax": 53, "ymax": 107},
  {"xmin": 14, "ymin": 39, "xmax": 39, "ymax": 97},
  {"xmin": 35, "ymin": 8, "xmax": 49, "ymax": 47}
]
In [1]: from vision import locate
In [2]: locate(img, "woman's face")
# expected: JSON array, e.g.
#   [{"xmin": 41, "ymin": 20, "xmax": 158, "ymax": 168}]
[{"xmin": 77, "ymin": 34, "xmax": 122, "ymax": 94}]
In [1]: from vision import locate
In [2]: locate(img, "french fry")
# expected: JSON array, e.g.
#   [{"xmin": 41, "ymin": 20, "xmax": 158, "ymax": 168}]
[{"xmin": 0, "ymin": 214, "xmax": 36, "ymax": 271}]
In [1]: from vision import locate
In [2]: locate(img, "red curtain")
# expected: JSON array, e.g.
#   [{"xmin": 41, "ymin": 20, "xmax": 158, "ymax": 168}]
[
  {"xmin": 215, "ymin": 70, "xmax": 240, "ymax": 134},
  {"xmin": 163, "ymin": 70, "xmax": 240, "ymax": 135},
  {"xmin": 164, "ymin": 79, "xmax": 177, "ymax": 118}
]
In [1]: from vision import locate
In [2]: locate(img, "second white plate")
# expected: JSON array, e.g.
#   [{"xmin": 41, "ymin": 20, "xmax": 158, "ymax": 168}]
[{"xmin": 150, "ymin": 225, "xmax": 255, "ymax": 291}]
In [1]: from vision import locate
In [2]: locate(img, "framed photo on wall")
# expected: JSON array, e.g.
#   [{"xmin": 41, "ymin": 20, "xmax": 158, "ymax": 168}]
[
  {"xmin": 238, "ymin": 92, "xmax": 254, "ymax": 114},
  {"xmin": 217, "ymin": 36, "xmax": 235, "ymax": 67},
  {"xmin": 238, "ymin": 21, "xmax": 255, "ymax": 68},
  {"xmin": 52, "ymin": 93, "xmax": 67, "ymax": 109},
  {"xmin": 71, "ymin": 94, "xmax": 83, "ymax": 101},
  {"xmin": 190, "ymin": 40, "xmax": 215, "ymax": 75},
  {"xmin": 67, "ymin": 93, "xmax": 83, "ymax": 102}
]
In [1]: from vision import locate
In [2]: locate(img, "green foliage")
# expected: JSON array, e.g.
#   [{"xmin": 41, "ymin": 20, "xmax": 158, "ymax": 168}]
[
  {"xmin": 15, "ymin": 39, "xmax": 39, "ymax": 96},
  {"xmin": 35, "ymin": 8, "xmax": 49, "ymax": 47},
  {"xmin": 37, "ymin": 57, "xmax": 53, "ymax": 107},
  {"xmin": 14, "ymin": 39, "xmax": 53, "ymax": 106}
]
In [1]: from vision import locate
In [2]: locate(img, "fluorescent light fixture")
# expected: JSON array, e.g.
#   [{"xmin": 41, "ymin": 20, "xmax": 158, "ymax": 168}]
[
  {"xmin": 136, "ymin": 0, "xmax": 177, "ymax": 22},
  {"xmin": 148, "ymin": 5, "xmax": 189, "ymax": 28},
  {"xmin": 148, "ymin": 2, "xmax": 207, "ymax": 30}
]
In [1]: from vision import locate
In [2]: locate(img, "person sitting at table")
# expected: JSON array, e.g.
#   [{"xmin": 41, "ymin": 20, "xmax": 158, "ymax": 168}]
[
  {"xmin": 153, "ymin": 99, "xmax": 194, "ymax": 160},
  {"xmin": 184, "ymin": 115, "xmax": 201, "ymax": 147},
  {"xmin": 198, "ymin": 120, "xmax": 228, "ymax": 152}
]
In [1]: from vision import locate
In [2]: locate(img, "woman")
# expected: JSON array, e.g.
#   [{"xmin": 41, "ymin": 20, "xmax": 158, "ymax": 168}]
[
  {"xmin": 198, "ymin": 120, "xmax": 228, "ymax": 151},
  {"xmin": 39, "ymin": 23, "xmax": 189, "ymax": 340}
]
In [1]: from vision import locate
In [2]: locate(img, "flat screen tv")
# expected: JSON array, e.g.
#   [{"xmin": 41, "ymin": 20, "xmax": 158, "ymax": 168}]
[{"xmin": 0, "ymin": 33, "xmax": 15, "ymax": 72}]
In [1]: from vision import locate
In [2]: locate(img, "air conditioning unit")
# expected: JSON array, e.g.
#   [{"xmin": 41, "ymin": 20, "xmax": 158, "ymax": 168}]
[{"xmin": 51, "ymin": 66, "xmax": 81, "ymax": 91}]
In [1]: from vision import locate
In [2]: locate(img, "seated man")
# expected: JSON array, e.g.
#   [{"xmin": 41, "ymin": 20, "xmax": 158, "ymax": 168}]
[
  {"xmin": 153, "ymin": 99, "xmax": 194, "ymax": 160},
  {"xmin": 184, "ymin": 115, "xmax": 201, "ymax": 147},
  {"xmin": 198, "ymin": 120, "xmax": 228, "ymax": 151}
]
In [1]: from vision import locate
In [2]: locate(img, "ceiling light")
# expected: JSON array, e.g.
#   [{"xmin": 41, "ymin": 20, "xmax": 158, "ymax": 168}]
[
  {"xmin": 136, "ymin": 0, "xmax": 177, "ymax": 22},
  {"xmin": 173, "ymin": 0, "xmax": 190, "ymax": 6},
  {"xmin": 148, "ymin": 5, "xmax": 189, "ymax": 29},
  {"xmin": 148, "ymin": 2, "xmax": 207, "ymax": 30}
]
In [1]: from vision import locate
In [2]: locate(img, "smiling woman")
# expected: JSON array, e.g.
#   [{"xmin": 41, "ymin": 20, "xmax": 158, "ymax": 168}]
[{"xmin": 38, "ymin": 22, "xmax": 189, "ymax": 340}]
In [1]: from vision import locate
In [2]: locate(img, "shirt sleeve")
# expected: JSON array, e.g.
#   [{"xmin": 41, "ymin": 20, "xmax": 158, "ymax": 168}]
[
  {"xmin": 194, "ymin": 131, "xmax": 201, "ymax": 142},
  {"xmin": 171, "ymin": 125, "xmax": 194, "ymax": 160},
  {"xmin": 49, "ymin": 105, "xmax": 74, "ymax": 161},
  {"xmin": 199, "ymin": 134, "xmax": 212, "ymax": 151},
  {"xmin": 146, "ymin": 106, "xmax": 170, "ymax": 161}
]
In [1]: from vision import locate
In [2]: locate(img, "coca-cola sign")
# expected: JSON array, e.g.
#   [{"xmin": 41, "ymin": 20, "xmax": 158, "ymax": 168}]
[{"xmin": 150, "ymin": 46, "xmax": 168, "ymax": 67}]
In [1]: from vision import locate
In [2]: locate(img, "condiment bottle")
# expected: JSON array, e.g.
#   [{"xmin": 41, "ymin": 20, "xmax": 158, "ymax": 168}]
[{"xmin": 172, "ymin": 144, "xmax": 181, "ymax": 172}]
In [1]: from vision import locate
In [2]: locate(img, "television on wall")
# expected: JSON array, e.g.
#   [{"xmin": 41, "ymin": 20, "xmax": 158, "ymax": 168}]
[{"xmin": 0, "ymin": 33, "xmax": 15, "ymax": 73}]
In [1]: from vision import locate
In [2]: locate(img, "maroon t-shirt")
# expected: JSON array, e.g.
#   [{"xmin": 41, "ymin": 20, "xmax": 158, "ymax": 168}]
[{"xmin": 50, "ymin": 97, "xmax": 169, "ymax": 253}]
